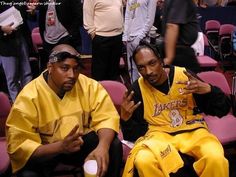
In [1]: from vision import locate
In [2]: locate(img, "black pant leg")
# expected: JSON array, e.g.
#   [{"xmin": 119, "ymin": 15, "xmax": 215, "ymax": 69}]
[
  {"xmin": 92, "ymin": 35, "xmax": 122, "ymax": 81},
  {"xmin": 60, "ymin": 131, "xmax": 123, "ymax": 177},
  {"xmin": 107, "ymin": 34, "xmax": 123, "ymax": 81},
  {"xmin": 92, "ymin": 35, "xmax": 110, "ymax": 81},
  {"xmin": 105, "ymin": 136, "xmax": 123, "ymax": 177}
]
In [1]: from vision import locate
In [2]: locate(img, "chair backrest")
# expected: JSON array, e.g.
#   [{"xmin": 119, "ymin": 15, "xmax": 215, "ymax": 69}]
[
  {"xmin": 205, "ymin": 20, "xmax": 221, "ymax": 48},
  {"xmin": 197, "ymin": 71, "xmax": 231, "ymax": 95},
  {"xmin": 99, "ymin": 81, "xmax": 131, "ymax": 162},
  {"xmin": 197, "ymin": 71, "xmax": 236, "ymax": 145},
  {"xmin": 219, "ymin": 24, "xmax": 235, "ymax": 36},
  {"xmin": 31, "ymin": 27, "xmax": 43, "ymax": 52},
  {"xmin": 205, "ymin": 20, "xmax": 221, "ymax": 32},
  {"xmin": 219, "ymin": 24, "xmax": 235, "ymax": 56},
  {"xmin": 99, "ymin": 80, "xmax": 127, "ymax": 113},
  {"xmin": 0, "ymin": 92, "xmax": 11, "ymax": 137},
  {"xmin": 32, "ymin": 26, "xmax": 39, "ymax": 33}
]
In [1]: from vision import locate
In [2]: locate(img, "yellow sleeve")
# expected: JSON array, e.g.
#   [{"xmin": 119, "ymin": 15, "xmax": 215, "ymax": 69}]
[
  {"xmin": 89, "ymin": 82, "xmax": 120, "ymax": 133},
  {"xmin": 6, "ymin": 98, "xmax": 41, "ymax": 173}
]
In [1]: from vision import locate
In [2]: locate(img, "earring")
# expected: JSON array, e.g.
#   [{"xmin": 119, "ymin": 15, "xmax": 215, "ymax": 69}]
[{"xmin": 162, "ymin": 63, "xmax": 165, "ymax": 69}]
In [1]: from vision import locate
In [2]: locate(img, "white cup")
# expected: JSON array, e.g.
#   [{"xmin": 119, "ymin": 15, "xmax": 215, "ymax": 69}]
[{"xmin": 83, "ymin": 160, "xmax": 98, "ymax": 177}]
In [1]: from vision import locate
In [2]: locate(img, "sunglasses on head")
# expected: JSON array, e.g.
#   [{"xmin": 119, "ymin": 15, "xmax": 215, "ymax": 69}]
[
  {"xmin": 49, "ymin": 51, "xmax": 84, "ymax": 68},
  {"xmin": 49, "ymin": 51, "xmax": 80, "ymax": 62}
]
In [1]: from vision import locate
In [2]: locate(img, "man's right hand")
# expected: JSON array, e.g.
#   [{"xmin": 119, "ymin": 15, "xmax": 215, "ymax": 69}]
[
  {"xmin": 90, "ymin": 32, "xmax": 96, "ymax": 39},
  {"xmin": 60, "ymin": 124, "xmax": 84, "ymax": 154},
  {"xmin": 121, "ymin": 90, "xmax": 141, "ymax": 121},
  {"xmin": 30, "ymin": 124, "xmax": 83, "ymax": 161},
  {"xmin": 1, "ymin": 22, "xmax": 15, "ymax": 35}
]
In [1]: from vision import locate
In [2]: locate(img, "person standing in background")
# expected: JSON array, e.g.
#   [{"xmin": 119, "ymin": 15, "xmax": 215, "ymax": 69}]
[
  {"xmin": 83, "ymin": 0, "xmax": 123, "ymax": 81},
  {"xmin": 154, "ymin": 0, "xmax": 164, "ymax": 34},
  {"xmin": 122, "ymin": 0, "xmax": 157, "ymax": 83},
  {"xmin": 0, "ymin": 0, "xmax": 33, "ymax": 102},
  {"xmin": 162, "ymin": 0, "xmax": 201, "ymax": 73},
  {"xmin": 30, "ymin": 0, "xmax": 83, "ymax": 70}
]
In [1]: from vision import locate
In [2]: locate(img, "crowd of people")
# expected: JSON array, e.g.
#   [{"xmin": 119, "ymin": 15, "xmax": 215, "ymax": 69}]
[{"xmin": 0, "ymin": 0, "xmax": 234, "ymax": 177}]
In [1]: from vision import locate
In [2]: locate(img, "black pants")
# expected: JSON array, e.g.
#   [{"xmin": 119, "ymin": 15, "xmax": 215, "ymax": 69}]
[
  {"xmin": 16, "ymin": 131, "xmax": 123, "ymax": 177},
  {"xmin": 173, "ymin": 46, "xmax": 200, "ymax": 74},
  {"xmin": 92, "ymin": 34, "xmax": 123, "ymax": 81}
]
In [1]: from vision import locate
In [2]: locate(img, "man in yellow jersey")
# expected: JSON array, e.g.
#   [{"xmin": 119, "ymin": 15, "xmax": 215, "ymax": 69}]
[
  {"xmin": 6, "ymin": 44, "xmax": 122, "ymax": 177},
  {"xmin": 121, "ymin": 41, "xmax": 231, "ymax": 177}
]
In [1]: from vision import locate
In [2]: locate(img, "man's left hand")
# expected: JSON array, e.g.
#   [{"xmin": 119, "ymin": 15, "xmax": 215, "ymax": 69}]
[
  {"xmin": 176, "ymin": 70, "xmax": 211, "ymax": 94},
  {"xmin": 85, "ymin": 146, "xmax": 109, "ymax": 177}
]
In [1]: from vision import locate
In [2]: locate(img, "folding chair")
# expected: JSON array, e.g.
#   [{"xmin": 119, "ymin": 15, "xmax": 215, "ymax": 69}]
[
  {"xmin": 232, "ymin": 28, "xmax": 236, "ymax": 56},
  {"xmin": 218, "ymin": 24, "xmax": 235, "ymax": 61},
  {"xmin": 205, "ymin": 20, "xmax": 221, "ymax": 50},
  {"xmin": 31, "ymin": 27, "xmax": 43, "ymax": 72},
  {"xmin": 231, "ymin": 73, "xmax": 236, "ymax": 117},
  {"xmin": 197, "ymin": 71, "xmax": 236, "ymax": 148},
  {"xmin": 197, "ymin": 55, "xmax": 218, "ymax": 71},
  {"xmin": 31, "ymin": 27, "xmax": 43, "ymax": 52},
  {"xmin": 197, "ymin": 34, "xmax": 218, "ymax": 71},
  {"xmin": 198, "ymin": 72, "xmax": 236, "ymax": 177},
  {"xmin": 203, "ymin": 33, "xmax": 218, "ymax": 57},
  {"xmin": 0, "ymin": 92, "xmax": 11, "ymax": 177}
]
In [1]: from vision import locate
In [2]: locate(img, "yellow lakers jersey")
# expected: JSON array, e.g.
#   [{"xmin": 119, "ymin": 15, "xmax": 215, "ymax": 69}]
[{"xmin": 138, "ymin": 67, "xmax": 207, "ymax": 133}]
